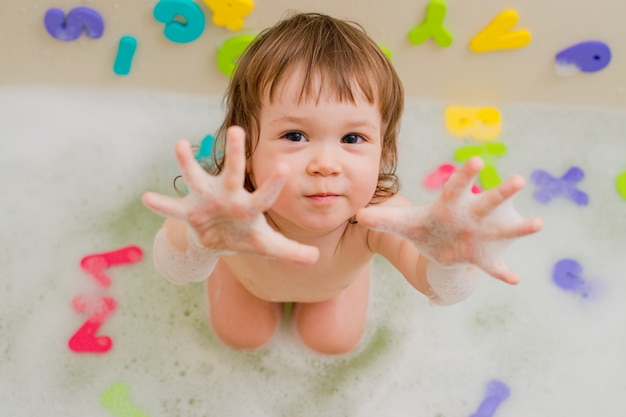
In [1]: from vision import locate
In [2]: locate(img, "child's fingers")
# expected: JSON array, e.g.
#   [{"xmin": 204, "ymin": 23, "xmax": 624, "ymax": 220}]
[
  {"xmin": 175, "ymin": 140, "xmax": 209, "ymax": 193},
  {"xmin": 486, "ymin": 217, "xmax": 543, "ymax": 240},
  {"xmin": 356, "ymin": 205, "xmax": 417, "ymax": 236},
  {"xmin": 141, "ymin": 192, "xmax": 186, "ymax": 219},
  {"xmin": 477, "ymin": 177, "xmax": 524, "ymax": 217},
  {"xmin": 263, "ymin": 233, "xmax": 320, "ymax": 265},
  {"xmin": 472, "ymin": 175, "xmax": 525, "ymax": 219},
  {"xmin": 222, "ymin": 126, "xmax": 247, "ymax": 192},
  {"xmin": 441, "ymin": 157, "xmax": 484, "ymax": 203},
  {"xmin": 250, "ymin": 164, "xmax": 288, "ymax": 212},
  {"xmin": 479, "ymin": 258, "xmax": 520, "ymax": 285}
]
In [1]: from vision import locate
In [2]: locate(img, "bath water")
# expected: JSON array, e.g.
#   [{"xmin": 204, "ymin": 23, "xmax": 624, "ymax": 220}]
[{"xmin": 0, "ymin": 87, "xmax": 624, "ymax": 416}]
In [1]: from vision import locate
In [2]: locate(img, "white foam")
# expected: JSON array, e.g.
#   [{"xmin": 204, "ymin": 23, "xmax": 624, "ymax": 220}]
[
  {"xmin": 1, "ymin": 88, "xmax": 625, "ymax": 416},
  {"xmin": 555, "ymin": 60, "xmax": 581, "ymax": 77},
  {"xmin": 152, "ymin": 226, "xmax": 224, "ymax": 285}
]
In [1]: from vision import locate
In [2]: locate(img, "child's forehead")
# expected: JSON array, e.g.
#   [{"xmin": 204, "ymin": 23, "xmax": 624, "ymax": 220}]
[{"xmin": 263, "ymin": 64, "xmax": 377, "ymax": 107}]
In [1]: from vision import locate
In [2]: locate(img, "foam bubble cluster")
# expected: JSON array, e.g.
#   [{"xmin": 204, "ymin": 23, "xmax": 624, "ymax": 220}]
[{"xmin": 1, "ymin": 88, "xmax": 625, "ymax": 416}]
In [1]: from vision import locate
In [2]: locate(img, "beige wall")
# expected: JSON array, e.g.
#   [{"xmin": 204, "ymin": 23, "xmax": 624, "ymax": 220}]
[{"xmin": 2, "ymin": 0, "xmax": 626, "ymax": 107}]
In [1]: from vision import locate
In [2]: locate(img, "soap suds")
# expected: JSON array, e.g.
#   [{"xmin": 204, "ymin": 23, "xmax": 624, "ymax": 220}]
[{"xmin": 1, "ymin": 88, "xmax": 625, "ymax": 416}]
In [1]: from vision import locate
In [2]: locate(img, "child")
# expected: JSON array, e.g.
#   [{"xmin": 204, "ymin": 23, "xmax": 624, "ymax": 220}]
[{"xmin": 142, "ymin": 12, "xmax": 542, "ymax": 355}]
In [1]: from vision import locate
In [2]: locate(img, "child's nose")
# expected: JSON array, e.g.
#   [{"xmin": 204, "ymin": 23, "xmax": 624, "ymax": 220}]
[{"xmin": 306, "ymin": 144, "xmax": 341, "ymax": 177}]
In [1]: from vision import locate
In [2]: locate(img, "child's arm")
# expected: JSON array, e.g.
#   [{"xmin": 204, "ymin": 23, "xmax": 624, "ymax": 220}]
[
  {"xmin": 357, "ymin": 157, "xmax": 543, "ymax": 305},
  {"xmin": 150, "ymin": 218, "xmax": 232, "ymax": 285},
  {"xmin": 142, "ymin": 126, "xmax": 319, "ymax": 284}
]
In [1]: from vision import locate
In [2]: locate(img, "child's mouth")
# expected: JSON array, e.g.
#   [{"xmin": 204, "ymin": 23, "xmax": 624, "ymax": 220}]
[{"xmin": 306, "ymin": 193, "xmax": 340, "ymax": 203}]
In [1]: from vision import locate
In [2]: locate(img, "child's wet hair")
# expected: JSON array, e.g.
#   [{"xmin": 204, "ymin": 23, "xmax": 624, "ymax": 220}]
[{"xmin": 213, "ymin": 12, "xmax": 404, "ymax": 202}]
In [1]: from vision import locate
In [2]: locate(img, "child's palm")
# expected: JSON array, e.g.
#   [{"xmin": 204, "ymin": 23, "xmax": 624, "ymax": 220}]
[
  {"xmin": 143, "ymin": 127, "xmax": 319, "ymax": 265},
  {"xmin": 357, "ymin": 158, "xmax": 542, "ymax": 284}
]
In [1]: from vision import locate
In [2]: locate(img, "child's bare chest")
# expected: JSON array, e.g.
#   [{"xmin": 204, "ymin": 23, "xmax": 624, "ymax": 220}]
[{"xmin": 223, "ymin": 235, "xmax": 373, "ymax": 303}]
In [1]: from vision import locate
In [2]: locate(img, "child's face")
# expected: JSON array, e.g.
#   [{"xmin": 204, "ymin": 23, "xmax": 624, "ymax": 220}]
[{"xmin": 250, "ymin": 69, "xmax": 383, "ymax": 235}]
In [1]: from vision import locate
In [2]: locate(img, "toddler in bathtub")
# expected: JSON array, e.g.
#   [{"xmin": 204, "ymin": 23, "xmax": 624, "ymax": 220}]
[{"xmin": 142, "ymin": 12, "xmax": 542, "ymax": 355}]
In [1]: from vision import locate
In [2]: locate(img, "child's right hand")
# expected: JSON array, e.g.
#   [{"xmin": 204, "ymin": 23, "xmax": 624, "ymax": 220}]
[{"xmin": 142, "ymin": 126, "xmax": 320, "ymax": 265}]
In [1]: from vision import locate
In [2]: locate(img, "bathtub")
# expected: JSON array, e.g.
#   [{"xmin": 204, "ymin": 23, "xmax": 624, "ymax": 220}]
[{"xmin": 1, "ymin": 1, "xmax": 625, "ymax": 416}]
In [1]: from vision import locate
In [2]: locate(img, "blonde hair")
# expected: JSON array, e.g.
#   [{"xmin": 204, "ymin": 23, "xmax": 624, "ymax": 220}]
[{"xmin": 212, "ymin": 12, "xmax": 404, "ymax": 202}]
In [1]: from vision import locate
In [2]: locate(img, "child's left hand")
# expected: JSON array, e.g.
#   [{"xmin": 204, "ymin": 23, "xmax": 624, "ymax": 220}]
[{"xmin": 356, "ymin": 157, "xmax": 543, "ymax": 284}]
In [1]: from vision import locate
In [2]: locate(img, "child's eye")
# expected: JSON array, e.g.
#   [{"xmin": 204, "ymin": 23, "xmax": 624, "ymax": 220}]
[
  {"xmin": 282, "ymin": 132, "xmax": 307, "ymax": 142},
  {"xmin": 341, "ymin": 134, "xmax": 365, "ymax": 144}
]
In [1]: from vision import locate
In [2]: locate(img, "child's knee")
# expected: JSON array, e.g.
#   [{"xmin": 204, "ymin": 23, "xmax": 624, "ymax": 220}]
[
  {"xmin": 294, "ymin": 309, "xmax": 366, "ymax": 355},
  {"xmin": 293, "ymin": 271, "xmax": 370, "ymax": 355},
  {"xmin": 210, "ymin": 308, "xmax": 280, "ymax": 350},
  {"xmin": 297, "ymin": 321, "xmax": 364, "ymax": 355},
  {"xmin": 207, "ymin": 260, "xmax": 282, "ymax": 350}
]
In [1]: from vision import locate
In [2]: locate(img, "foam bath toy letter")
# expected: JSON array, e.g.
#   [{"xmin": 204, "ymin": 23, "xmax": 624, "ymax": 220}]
[
  {"xmin": 530, "ymin": 167, "xmax": 589, "ymax": 206},
  {"xmin": 217, "ymin": 34, "xmax": 255, "ymax": 77},
  {"xmin": 113, "ymin": 36, "xmax": 138, "ymax": 76},
  {"xmin": 68, "ymin": 295, "xmax": 117, "ymax": 354},
  {"xmin": 44, "ymin": 7, "xmax": 105, "ymax": 41},
  {"xmin": 424, "ymin": 163, "xmax": 482, "ymax": 193},
  {"xmin": 617, "ymin": 170, "xmax": 626, "ymax": 200},
  {"xmin": 552, "ymin": 259, "xmax": 593, "ymax": 299},
  {"xmin": 454, "ymin": 143, "xmax": 507, "ymax": 189},
  {"xmin": 202, "ymin": 0, "xmax": 254, "ymax": 31},
  {"xmin": 80, "ymin": 245, "xmax": 144, "ymax": 287},
  {"xmin": 445, "ymin": 106, "xmax": 502, "ymax": 141},
  {"xmin": 408, "ymin": 0, "xmax": 453, "ymax": 47},
  {"xmin": 195, "ymin": 134, "xmax": 215, "ymax": 161},
  {"xmin": 470, "ymin": 10, "xmax": 531, "ymax": 52},
  {"xmin": 555, "ymin": 41, "xmax": 612, "ymax": 76},
  {"xmin": 424, "ymin": 163, "xmax": 456, "ymax": 190},
  {"xmin": 379, "ymin": 45, "xmax": 393, "ymax": 61},
  {"xmin": 101, "ymin": 383, "xmax": 151, "ymax": 417},
  {"xmin": 469, "ymin": 380, "xmax": 511, "ymax": 417},
  {"xmin": 153, "ymin": 0, "xmax": 206, "ymax": 43}
]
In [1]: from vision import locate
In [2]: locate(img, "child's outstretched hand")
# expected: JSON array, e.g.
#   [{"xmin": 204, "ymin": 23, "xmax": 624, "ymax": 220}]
[
  {"xmin": 356, "ymin": 157, "xmax": 542, "ymax": 284},
  {"xmin": 142, "ymin": 126, "xmax": 319, "ymax": 265}
]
